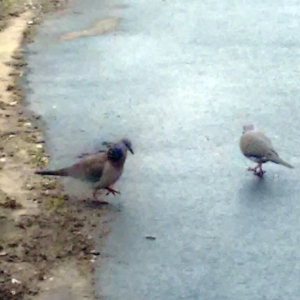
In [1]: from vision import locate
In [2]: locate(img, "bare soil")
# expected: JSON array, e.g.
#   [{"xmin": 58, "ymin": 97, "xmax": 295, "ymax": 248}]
[{"xmin": 0, "ymin": 1, "xmax": 110, "ymax": 299}]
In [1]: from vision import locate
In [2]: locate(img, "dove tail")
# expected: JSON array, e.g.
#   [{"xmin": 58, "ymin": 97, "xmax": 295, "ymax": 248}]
[
  {"xmin": 272, "ymin": 157, "xmax": 294, "ymax": 169},
  {"xmin": 35, "ymin": 168, "xmax": 69, "ymax": 176}
]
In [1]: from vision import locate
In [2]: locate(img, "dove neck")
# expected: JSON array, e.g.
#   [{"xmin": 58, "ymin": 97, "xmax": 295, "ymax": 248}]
[{"xmin": 108, "ymin": 153, "xmax": 127, "ymax": 168}]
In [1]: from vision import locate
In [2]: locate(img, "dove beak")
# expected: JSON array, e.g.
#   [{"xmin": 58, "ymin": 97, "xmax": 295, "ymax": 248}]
[{"xmin": 129, "ymin": 147, "xmax": 134, "ymax": 154}]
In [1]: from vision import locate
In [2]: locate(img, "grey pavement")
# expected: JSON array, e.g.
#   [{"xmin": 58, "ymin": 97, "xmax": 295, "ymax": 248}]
[{"xmin": 26, "ymin": 0, "xmax": 300, "ymax": 299}]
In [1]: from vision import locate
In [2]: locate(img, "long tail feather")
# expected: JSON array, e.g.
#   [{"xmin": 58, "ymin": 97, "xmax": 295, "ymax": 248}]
[
  {"xmin": 272, "ymin": 157, "xmax": 294, "ymax": 169},
  {"xmin": 35, "ymin": 168, "xmax": 69, "ymax": 176}
]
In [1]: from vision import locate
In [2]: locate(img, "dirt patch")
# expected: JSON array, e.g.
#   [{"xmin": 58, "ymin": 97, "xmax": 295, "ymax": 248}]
[{"xmin": 0, "ymin": 1, "xmax": 110, "ymax": 299}]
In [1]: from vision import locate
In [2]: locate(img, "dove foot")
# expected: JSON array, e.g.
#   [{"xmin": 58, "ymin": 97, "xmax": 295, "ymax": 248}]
[
  {"xmin": 247, "ymin": 164, "xmax": 265, "ymax": 177},
  {"xmin": 254, "ymin": 169, "xmax": 265, "ymax": 177},
  {"xmin": 105, "ymin": 187, "xmax": 121, "ymax": 196}
]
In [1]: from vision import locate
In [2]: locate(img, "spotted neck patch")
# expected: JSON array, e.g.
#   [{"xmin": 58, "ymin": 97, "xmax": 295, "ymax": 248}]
[{"xmin": 107, "ymin": 146, "xmax": 123, "ymax": 162}]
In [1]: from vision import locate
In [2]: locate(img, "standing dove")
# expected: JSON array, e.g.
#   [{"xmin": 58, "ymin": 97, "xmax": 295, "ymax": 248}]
[
  {"xmin": 35, "ymin": 138, "xmax": 134, "ymax": 202},
  {"xmin": 239, "ymin": 124, "xmax": 293, "ymax": 177}
]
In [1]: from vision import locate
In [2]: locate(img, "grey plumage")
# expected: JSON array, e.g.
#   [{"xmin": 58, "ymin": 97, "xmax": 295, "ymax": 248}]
[
  {"xmin": 35, "ymin": 138, "xmax": 134, "ymax": 200},
  {"xmin": 239, "ymin": 124, "xmax": 293, "ymax": 177}
]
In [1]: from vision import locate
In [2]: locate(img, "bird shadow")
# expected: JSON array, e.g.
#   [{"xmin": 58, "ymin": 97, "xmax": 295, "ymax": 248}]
[
  {"xmin": 238, "ymin": 169, "xmax": 292, "ymax": 206},
  {"xmin": 83, "ymin": 199, "xmax": 109, "ymax": 208},
  {"xmin": 238, "ymin": 173, "xmax": 274, "ymax": 204},
  {"xmin": 81, "ymin": 198, "xmax": 122, "ymax": 212}
]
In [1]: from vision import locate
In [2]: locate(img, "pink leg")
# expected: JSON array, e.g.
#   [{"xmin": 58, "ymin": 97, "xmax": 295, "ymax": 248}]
[
  {"xmin": 105, "ymin": 186, "xmax": 121, "ymax": 196},
  {"xmin": 91, "ymin": 186, "xmax": 120, "ymax": 204},
  {"xmin": 247, "ymin": 163, "xmax": 265, "ymax": 177}
]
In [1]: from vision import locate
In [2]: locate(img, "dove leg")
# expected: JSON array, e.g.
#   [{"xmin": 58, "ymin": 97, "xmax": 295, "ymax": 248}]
[
  {"xmin": 247, "ymin": 163, "xmax": 265, "ymax": 177},
  {"xmin": 105, "ymin": 186, "xmax": 121, "ymax": 196},
  {"xmin": 92, "ymin": 189, "xmax": 109, "ymax": 205},
  {"xmin": 247, "ymin": 164, "xmax": 260, "ymax": 172},
  {"xmin": 254, "ymin": 167, "xmax": 265, "ymax": 177}
]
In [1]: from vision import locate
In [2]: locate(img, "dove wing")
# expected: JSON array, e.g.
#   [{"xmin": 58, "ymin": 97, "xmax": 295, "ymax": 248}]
[{"xmin": 67, "ymin": 152, "xmax": 107, "ymax": 182}]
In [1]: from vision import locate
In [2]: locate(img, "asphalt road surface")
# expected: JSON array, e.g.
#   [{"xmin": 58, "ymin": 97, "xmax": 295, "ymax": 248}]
[{"xmin": 26, "ymin": 0, "xmax": 300, "ymax": 299}]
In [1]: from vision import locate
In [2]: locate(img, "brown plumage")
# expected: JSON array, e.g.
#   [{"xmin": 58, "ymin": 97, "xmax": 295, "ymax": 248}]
[
  {"xmin": 35, "ymin": 138, "xmax": 134, "ymax": 201},
  {"xmin": 239, "ymin": 124, "xmax": 293, "ymax": 177}
]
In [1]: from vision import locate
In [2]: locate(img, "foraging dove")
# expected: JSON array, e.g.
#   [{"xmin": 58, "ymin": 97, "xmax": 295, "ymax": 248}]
[
  {"xmin": 239, "ymin": 124, "xmax": 293, "ymax": 177},
  {"xmin": 35, "ymin": 138, "xmax": 134, "ymax": 202}
]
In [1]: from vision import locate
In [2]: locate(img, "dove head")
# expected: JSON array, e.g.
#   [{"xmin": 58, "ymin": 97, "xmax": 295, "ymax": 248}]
[
  {"xmin": 120, "ymin": 138, "xmax": 134, "ymax": 154},
  {"xmin": 242, "ymin": 124, "xmax": 255, "ymax": 134}
]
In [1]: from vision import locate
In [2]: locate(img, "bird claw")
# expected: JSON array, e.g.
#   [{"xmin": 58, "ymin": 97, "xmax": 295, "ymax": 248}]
[
  {"xmin": 92, "ymin": 186, "xmax": 120, "ymax": 204},
  {"xmin": 105, "ymin": 187, "xmax": 121, "ymax": 196},
  {"xmin": 254, "ymin": 170, "xmax": 266, "ymax": 178},
  {"xmin": 247, "ymin": 168, "xmax": 265, "ymax": 177},
  {"xmin": 247, "ymin": 165, "xmax": 265, "ymax": 178}
]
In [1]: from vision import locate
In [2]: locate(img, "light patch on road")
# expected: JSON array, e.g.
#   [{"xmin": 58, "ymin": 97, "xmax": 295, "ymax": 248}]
[{"xmin": 60, "ymin": 17, "xmax": 120, "ymax": 41}]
